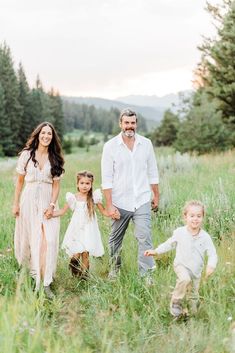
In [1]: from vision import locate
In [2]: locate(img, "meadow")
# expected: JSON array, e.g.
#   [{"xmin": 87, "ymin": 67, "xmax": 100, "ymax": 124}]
[{"xmin": 0, "ymin": 146, "xmax": 234, "ymax": 353}]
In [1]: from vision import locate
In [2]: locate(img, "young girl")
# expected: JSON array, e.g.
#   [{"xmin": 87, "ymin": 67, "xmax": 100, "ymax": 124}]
[
  {"xmin": 53, "ymin": 170, "xmax": 112, "ymax": 279},
  {"xmin": 145, "ymin": 200, "xmax": 218, "ymax": 317}
]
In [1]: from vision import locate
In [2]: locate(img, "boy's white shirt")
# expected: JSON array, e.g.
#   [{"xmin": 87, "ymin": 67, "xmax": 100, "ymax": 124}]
[{"xmin": 155, "ymin": 226, "xmax": 218, "ymax": 278}]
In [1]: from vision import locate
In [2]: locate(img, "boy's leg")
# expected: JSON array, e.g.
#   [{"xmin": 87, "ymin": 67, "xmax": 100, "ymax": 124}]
[
  {"xmin": 189, "ymin": 277, "xmax": 201, "ymax": 314},
  {"xmin": 109, "ymin": 208, "xmax": 132, "ymax": 274},
  {"xmin": 132, "ymin": 202, "xmax": 155, "ymax": 276},
  {"xmin": 170, "ymin": 265, "xmax": 191, "ymax": 317}
]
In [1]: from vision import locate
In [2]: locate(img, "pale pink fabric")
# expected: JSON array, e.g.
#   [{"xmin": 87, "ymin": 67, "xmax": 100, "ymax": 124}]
[{"xmin": 14, "ymin": 150, "xmax": 60, "ymax": 288}]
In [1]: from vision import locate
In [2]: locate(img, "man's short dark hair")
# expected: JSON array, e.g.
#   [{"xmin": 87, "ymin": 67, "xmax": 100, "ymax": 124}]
[{"xmin": 119, "ymin": 108, "xmax": 137, "ymax": 122}]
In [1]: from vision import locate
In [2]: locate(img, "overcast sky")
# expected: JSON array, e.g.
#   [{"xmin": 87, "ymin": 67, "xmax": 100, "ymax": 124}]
[{"xmin": 0, "ymin": 0, "xmax": 221, "ymax": 99}]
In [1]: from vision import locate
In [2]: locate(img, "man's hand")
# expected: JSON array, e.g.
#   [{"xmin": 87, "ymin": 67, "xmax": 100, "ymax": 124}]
[{"xmin": 151, "ymin": 196, "xmax": 158, "ymax": 212}]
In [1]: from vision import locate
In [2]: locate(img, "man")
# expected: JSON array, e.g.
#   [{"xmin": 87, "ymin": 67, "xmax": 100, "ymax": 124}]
[{"xmin": 101, "ymin": 108, "xmax": 159, "ymax": 279}]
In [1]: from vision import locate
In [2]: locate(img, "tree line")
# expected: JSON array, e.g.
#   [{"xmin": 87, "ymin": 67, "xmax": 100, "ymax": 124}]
[
  {"xmin": 0, "ymin": 41, "xmax": 148, "ymax": 157},
  {"xmin": 151, "ymin": 0, "xmax": 235, "ymax": 154},
  {"xmin": 0, "ymin": 42, "xmax": 65, "ymax": 156},
  {"xmin": 63, "ymin": 101, "xmax": 147, "ymax": 136}
]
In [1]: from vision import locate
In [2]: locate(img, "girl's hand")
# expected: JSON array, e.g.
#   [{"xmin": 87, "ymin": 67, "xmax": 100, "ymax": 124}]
[
  {"xmin": 144, "ymin": 249, "xmax": 157, "ymax": 257},
  {"xmin": 12, "ymin": 204, "xmax": 20, "ymax": 217}
]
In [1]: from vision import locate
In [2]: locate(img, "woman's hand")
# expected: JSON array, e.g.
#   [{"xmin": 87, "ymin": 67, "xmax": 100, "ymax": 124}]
[
  {"xmin": 44, "ymin": 205, "xmax": 54, "ymax": 219},
  {"xmin": 12, "ymin": 204, "xmax": 20, "ymax": 217}
]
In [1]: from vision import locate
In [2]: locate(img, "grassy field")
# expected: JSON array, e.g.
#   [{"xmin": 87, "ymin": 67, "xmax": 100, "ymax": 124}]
[{"xmin": 0, "ymin": 146, "xmax": 234, "ymax": 353}]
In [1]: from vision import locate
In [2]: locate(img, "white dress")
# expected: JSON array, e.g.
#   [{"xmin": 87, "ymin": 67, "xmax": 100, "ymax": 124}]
[
  {"xmin": 14, "ymin": 150, "xmax": 60, "ymax": 288},
  {"xmin": 61, "ymin": 190, "xmax": 104, "ymax": 257}
]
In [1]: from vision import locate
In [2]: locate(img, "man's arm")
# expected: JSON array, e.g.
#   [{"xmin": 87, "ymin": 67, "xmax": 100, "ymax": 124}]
[
  {"xmin": 101, "ymin": 143, "xmax": 120, "ymax": 219},
  {"xmin": 102, "ymin": 189, "xmax": 120, "ymax": 219},
  {"xmin": 151, "ymin": 184, "xmax": 159, "ymax": 210},
  {"xmin": 147, "ymin": 141, "xmax": 159, "ymax": 210}
]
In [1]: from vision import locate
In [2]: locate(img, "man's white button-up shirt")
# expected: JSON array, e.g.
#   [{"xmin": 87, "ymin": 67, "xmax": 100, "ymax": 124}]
[{"xmin": 101, "ymin": 133, "xmax": 159, "ymax": 212}]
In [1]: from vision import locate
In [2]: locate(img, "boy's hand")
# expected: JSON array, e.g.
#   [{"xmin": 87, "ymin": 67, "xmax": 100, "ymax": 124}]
[
  {"xmin": 205, "ymin": 266, "xmax": 215, "ymax": 279},
  {"xmin": 144, "ymin": 249, "xmax": 157, "ymax": 257}
]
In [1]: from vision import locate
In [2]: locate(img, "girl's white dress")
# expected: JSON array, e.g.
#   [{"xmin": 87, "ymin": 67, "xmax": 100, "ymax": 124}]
[{"xmin": 61, "ymin": 190, "xmax": 104, "ymax": 257}]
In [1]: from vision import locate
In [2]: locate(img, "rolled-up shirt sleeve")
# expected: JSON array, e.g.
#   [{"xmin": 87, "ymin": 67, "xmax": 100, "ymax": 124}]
[
  {"xmin": 101, "ymin": 143, "xmax": 114, "ymax": 190},
  {"xmin": 147, "ymin": 141, "xmax": 159, "ymax": 184}
]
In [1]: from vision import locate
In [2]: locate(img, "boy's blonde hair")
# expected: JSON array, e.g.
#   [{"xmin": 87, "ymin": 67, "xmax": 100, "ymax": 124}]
[{"xmin": 183, "ymin": 200, "xmax": 205, "ymax": 217}]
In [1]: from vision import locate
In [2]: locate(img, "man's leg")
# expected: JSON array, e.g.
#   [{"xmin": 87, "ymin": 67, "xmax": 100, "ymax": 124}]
[
  {"xmin": 109, "ymin": 208, "xmax": 132, "ymax": 272},
  {"xmin": 132, "ymin": 202, "xmax": 155, "ymax": 276}
]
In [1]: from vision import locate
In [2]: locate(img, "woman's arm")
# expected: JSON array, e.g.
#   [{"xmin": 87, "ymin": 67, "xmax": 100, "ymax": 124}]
[
  {"xmin": 53, "ymin": 203, "xmax": 70, "ymax": 217},
  {"xmin": 44, "ymin": 179, "xmax": 60, "ymax": 219},
  {"xmin": 12, "ymin": 174, "xmax": 25, "ymax": 217}
]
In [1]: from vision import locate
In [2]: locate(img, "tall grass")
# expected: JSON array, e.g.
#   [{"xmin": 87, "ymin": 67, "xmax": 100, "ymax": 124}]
[{"xmin": 0, "ymin": 147, "xmax": 234, "ymax": 353}]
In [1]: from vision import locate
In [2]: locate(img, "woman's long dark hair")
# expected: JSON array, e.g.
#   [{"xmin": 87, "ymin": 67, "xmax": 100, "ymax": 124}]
[{"xmin": 21, "ymin": 121, "xmax": 65, "ymax": 177}]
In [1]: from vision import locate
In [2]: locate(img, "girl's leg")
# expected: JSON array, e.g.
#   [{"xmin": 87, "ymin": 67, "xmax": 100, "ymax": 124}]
[
  {"xmin": 81, "ymin": 252, "xmax": 89, "ymax": 279},
  {"xmin": 69, "ymin": 253, "xmax": 82, "ymax": 277}
]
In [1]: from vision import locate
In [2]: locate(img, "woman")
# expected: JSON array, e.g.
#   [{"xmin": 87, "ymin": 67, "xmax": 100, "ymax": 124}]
[{"xmin": 12, "ymin": 122, "xmax": 64, "ymax": 298}]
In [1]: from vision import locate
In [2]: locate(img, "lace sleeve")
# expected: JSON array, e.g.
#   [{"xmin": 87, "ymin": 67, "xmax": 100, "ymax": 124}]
[
  {"xmin": 66, "ymin": 192, "xmax": 76, "ymax": 210},
  {"xmin": 16, "ymin": 150, "xmax": 30, "ymax": 175},
  {"xmin": 93, "ymin": 188, "xmax": 102, "ymax": 204}
]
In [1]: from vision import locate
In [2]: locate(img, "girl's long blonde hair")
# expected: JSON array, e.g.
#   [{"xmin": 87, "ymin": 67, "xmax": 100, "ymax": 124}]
[{"xmin": 77, "ymin": 170, "xmax": 95, "ymax": 219}]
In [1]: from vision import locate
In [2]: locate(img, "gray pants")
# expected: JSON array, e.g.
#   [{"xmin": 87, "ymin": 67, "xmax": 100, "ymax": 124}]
[{"xmin": 109, "ymin": 202, "xmax": 155, "ymax": 275}]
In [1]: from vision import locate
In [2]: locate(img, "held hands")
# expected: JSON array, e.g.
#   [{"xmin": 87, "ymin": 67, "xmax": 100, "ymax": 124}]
[
  {"xmin": 44, "ymin": 205, "xmax": 54, "ymax": 219},
  {"xmin": 144, "ymin": 249, "xmax": 157, "ymax": 257},
  {"xmin": 107, "ymin": 205, "xmax": 120, "ymax": 220}
]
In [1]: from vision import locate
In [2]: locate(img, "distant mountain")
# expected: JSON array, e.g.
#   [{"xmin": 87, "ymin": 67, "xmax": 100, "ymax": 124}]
[
  {"xmin": 62, "ymin": 96, "xmax": 164, "ymax": 123},
  {"xmin": 62, "ymin": 91, "xmax": 192, "ymax": 125},
  {"xmin": 116, "ymin": 91, "xmax": 192, "ymax": 109}
]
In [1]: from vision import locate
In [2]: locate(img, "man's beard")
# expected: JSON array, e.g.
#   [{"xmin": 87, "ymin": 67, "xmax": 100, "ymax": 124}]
[{"xmin": 122, "ymin": 129, "xmax": 135, "ymax": 138}]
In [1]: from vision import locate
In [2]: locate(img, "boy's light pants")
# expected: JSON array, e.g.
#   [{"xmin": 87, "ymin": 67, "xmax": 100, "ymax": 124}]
[{"xmin": 171, "ymin": 264, "xmax": 201, "ymax": 311}]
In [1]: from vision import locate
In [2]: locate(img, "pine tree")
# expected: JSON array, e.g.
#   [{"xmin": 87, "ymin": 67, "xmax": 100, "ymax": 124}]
[
  {"xmin": 198, "ymin": 0, "xmax": 235, "ymax": 131},
  {"xmin": 151, "ymin": 109, "xmax": 179, "ymax": 146},
  {"xmin": 0, "ymin": 83, "xmax": 13, "ymax": 156},
  {"xmin": 0, "ymin": 42, "xmax": 22, "ymax": 155},
  {"xmin": 48, "ymin": 88, "xmax": 65, "ymax": 140},
  {"xmin": 174, "ymin": 91, "xmax": 231, "ymax": 154},
  {"xmin": 17, "ymin": 63, "xmax": 35, "ymax": 147}
]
